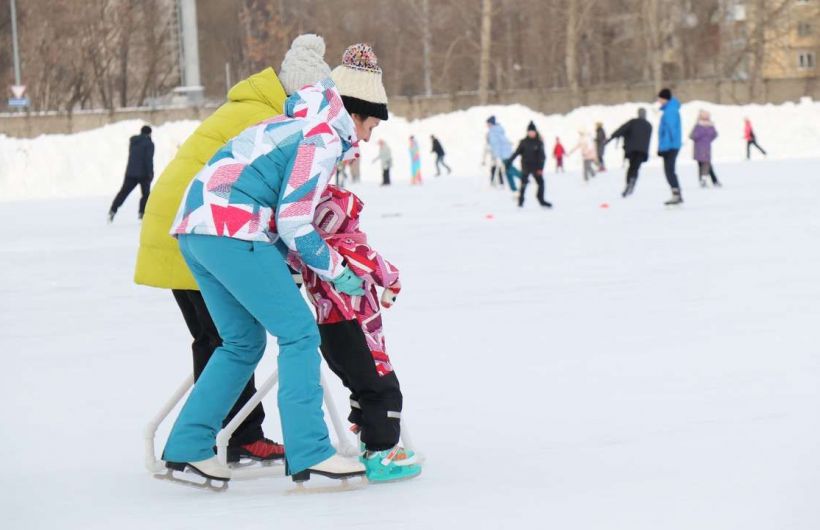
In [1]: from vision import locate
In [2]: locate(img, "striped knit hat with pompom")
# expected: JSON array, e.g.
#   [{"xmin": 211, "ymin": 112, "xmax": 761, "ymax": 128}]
[{"xmin": 331, "ymin": 43, "xmax": 389, "ymax": 121}]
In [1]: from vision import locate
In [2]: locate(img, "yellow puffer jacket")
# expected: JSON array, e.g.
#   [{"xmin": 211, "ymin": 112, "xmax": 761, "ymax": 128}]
[{"xmin": 134, "ymin": 68, "xmax": 288, "ymax": 290}]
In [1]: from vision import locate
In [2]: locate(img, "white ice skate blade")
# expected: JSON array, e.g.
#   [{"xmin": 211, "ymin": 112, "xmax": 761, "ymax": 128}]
[
  {"xmin": 285, "ymin": 476, "xmax": 367, "ymax": 495},
  {"xmin": 153, "ymin": 469, "xmax": 229, "ymax": 493},
  {"xmin": 229, "ymin": 458, "xmax": 285, "ymax": 470}
]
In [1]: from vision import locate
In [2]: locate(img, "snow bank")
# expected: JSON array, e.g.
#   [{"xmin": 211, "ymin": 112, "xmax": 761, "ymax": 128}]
[{"xmin": 2, "ymin": 98, "xmax": 819, "ymax": 201}]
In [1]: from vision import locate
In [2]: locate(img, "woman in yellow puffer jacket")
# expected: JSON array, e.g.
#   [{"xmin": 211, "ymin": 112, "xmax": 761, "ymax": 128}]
[{"xmin": 134, "ymin": 34, "xmax": 331, "ymax": 463}]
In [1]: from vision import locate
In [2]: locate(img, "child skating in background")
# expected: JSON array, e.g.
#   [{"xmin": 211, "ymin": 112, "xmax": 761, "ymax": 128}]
[
  {"xmin": 570, "ymin": 129, "xmax": 598, "ymax": 181},
  {"xmin": 288, "ymin": 185, "xmax": 421, "ymax": 483},
  {"xmin": 553, "ymin": 137, "xmax": 565, "ymax": 173}
]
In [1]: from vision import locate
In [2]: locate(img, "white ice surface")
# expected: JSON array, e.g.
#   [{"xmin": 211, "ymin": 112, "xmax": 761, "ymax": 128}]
[{"xmin": 1, "ymin": 155, "xmax": 819, "ymax": 529}]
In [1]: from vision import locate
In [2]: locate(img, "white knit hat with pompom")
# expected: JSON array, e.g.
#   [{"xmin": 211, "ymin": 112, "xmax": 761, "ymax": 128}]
[
  {"xmin": 278, "ymin": 34, "xmax": 331, "ymax": 95},
  {"xmin": 331, "ymin": 43, "xmax": 389, "ymax": 120}
]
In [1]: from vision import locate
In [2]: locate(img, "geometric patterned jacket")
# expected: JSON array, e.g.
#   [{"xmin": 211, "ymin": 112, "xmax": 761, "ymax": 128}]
[
  {"xmin": 288, "ymin": 185, "xmax": 401, "ymax": 376},
  {"xmin": 170, "ymin": 79, "xmax": 358, "ymax": 280}
]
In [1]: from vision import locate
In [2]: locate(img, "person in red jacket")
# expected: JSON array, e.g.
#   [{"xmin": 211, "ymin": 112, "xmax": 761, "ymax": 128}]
[
  {"xmin": 553, "ymin": 137, "xmax": 566, "ymax": 173},
  {"xmin": 744, "ymin": 117, "xmax": 767, "ymax": 160}
]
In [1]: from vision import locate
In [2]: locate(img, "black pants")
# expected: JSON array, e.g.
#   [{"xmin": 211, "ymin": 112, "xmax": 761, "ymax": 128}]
[
  {"xmin": 382, "ymin": 168, "xmax": 391, "ymax": 185},
  {"xmin": 490, "ymin": 164, "xmax": 506, "ymax": 186},
  {"xmin": 626, "ymin": 152, "xmax": 645, "ymax": 185},
  {"xmin": 747, "ymin": 139, "xmax": 766, "ymax": 159},
  {"xmin": 110, "ymin": 176, "xmax": 151, "ymax": 215},
  {"xmin": 518, "ymin": 168, "xmax": 546, "ymax": 206},
  {"xmin": 660, "ymin": 149, "xmax": 680, "ymax": 191},
  {"xmin": 171, "ymin": 289, "xmax": 264, "ymax": 446},
  {"xmin": 435, "ymin": 154, "xmax": 451, "ymax": 175},
  {"xmin": 319, "ymin": 320, "xmax": 402, "ymax": 451},
  {"xmin": 696, "ymin": 162, "xmax": 720, "ymax": 185},
  {"xmin": 709, "ymin": 165, "xmax": 720, "ymax": 184}
]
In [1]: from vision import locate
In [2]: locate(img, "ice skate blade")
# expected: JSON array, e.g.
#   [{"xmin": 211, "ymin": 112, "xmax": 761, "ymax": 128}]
[
  {"xmin": 366, "ymin": 468, "xmax": 423, "ymax": 485},
  {"xmin": 228, "ymin": 458, "xmax": 285, "ymax": 469},
  {"xmin": 285, "ymin": 476, "xmax": 367, "ymax": 495},
  {"xmin": 154, "ymin": 469, "xmax": 229, "ymax": 493}
]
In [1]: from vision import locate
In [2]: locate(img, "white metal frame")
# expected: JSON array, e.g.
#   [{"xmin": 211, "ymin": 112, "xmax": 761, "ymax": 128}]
[{"xmin": 145, "ymin": 367, "xmax": 416, "ymax": 482}]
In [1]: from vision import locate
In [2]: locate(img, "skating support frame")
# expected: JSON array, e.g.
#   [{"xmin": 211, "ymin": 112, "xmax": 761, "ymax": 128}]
[{"xmin": 145, "ymin": 366, "xmax": 418, "ymax": 482}]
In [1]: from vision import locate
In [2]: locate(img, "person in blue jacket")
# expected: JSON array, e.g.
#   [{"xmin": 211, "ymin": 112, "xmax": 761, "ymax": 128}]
[
  {"xmin": 486, "ymin": 116, "xmax": 520, "ymax": 191},
  {"xmin": 657, "ymin": 88, "xmax": 683, "ymax": 205}
]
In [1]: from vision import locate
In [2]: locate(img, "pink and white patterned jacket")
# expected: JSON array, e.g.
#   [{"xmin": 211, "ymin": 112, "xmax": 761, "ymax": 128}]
[{"xmin": 288, "ymin": 185, "xmax": 400, "ymax": 376}]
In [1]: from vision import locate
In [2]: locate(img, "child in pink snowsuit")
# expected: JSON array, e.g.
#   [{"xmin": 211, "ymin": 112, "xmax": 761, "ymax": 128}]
[{"xmin": 287, "ymin": 185, "xmax": 406, "ymax": 455}]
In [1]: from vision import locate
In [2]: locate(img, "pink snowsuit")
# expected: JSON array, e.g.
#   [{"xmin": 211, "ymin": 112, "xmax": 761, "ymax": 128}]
[{"xmin": 288, "ymin": 185, "xmax": 401, "ymax": 376}]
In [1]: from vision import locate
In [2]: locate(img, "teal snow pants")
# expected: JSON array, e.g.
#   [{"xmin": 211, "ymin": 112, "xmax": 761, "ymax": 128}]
[{"xmin": 163, "ymin": 234, "xmax": 335, "ymax": 473}]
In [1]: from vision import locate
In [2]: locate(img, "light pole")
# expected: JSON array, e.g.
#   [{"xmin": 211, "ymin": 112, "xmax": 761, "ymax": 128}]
[
  {"xmin": 10, "ymin": 0, "xmax": 22, "ymax": 86},
  {"xmin": 176, "ymin": 0, "xmax": 203, "ymax": 105}
]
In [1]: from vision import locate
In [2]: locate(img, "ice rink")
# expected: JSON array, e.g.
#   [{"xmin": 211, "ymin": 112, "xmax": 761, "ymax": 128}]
[{"xmin": 1, "ymin": 156, "xmax": 818, "ymax": 529}]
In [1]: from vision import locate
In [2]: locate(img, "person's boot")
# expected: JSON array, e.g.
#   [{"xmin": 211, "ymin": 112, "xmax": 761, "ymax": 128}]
[
  {"xmin": 166, "ymin": 456, "xmax": 231, "ymax": 481},
  {"xmin": 664, "ymin": 189, "xmax": 683, "ymax": 206},
  {"xmin": 699, "ymin": 177, "xmax": 707, "ymax": 188},
  {"xmin": 622, "ymin": 178, "xmax": 636, "ymax": 197},
  {"xmin": 107, "ymin": 210, "xmax": 115, "ymax": 224},
  {"xmin": 288, "ymin": 453, "xmax": 366, "ymax": 482},
  {"xmin": 227, "ymin": 437, "xmax": 285, "ymax": 463},
  {"xmin": 362, "ymin": 446, "xmax": 421, "ymax": 483}
]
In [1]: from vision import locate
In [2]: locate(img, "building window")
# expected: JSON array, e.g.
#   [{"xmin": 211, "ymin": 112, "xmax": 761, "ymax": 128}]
[
  {"xmin": 798, "ymin": 22, "xmax": 812, "ymax": 36},
  {"xmin": 798, "ymin": 52, "xmax": 816, "ymax": 69}
]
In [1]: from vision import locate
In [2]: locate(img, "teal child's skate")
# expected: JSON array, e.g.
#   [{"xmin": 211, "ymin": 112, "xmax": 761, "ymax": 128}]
[{"xmin": 362, "ymin": 446, "xmax": 422, "ymax": 483}]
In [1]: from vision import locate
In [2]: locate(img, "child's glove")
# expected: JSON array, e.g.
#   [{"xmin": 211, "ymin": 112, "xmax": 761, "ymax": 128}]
[
  {"xmin": 331, "ymin": 266, "xmax": 365, "ymax": 296},
  {"xmin": 381, "ymin": 280, "xmax": 401, "ymax": 309}
]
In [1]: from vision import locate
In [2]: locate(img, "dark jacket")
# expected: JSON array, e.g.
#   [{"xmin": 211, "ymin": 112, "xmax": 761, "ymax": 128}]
[
  {"xmin": 595, "ymin": 126, "xmax": 606, "ymax": 148},
  {"xmin": 125, "ymin": 134, "xmax": 155, "ymax": 178},
  {"xmin": 510, "ymin": 135, "xmax": 546, "ymax": 171},
  {"xmin": 431, "ymin": 137, "xmax": 445, "ymax": 157},
  {"xmin": 609, "ymin": 118, "xmax": 653, "ymax": 160}
]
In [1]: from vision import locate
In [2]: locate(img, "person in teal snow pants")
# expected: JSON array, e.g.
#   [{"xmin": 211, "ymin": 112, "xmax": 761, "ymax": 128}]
[
  {"xmin": 162, "ymin": 43, "xmax": 391, "ymax": 483},
  {"xmin": 409, "ymin": 135, "xmax": 422, "ymax": 185}
]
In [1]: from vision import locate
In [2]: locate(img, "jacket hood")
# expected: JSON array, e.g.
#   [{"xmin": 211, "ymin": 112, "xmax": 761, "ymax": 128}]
[
  {"xmin": 314, "ymin": 184, "xmax": 364, "ymax": 237},
  {"xmin": 227, "ymin": 68, "xmax": 287, "ymax": 112},
  {"xmin": 662, "ymin": 97, "xmax": 681, "ymax": 112},
  {"xmin": 285, "ymin": 79, "xmax": 359, "ymax": 161}
]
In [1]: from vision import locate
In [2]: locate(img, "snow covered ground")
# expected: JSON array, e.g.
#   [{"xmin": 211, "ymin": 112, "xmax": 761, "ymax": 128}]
[{"xmin": 1, "ymin": 155, "xmax": 819, "ymax": 529}]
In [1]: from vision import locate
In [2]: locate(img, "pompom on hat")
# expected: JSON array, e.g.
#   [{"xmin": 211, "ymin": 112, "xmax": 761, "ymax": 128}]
[
  {"xmin": 331, "ymin": 43, "xmax": 389, "ymax": 121},
  {"xmin": 278, "ymin": 34, "xmax": 332, "ymax": 95}
]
